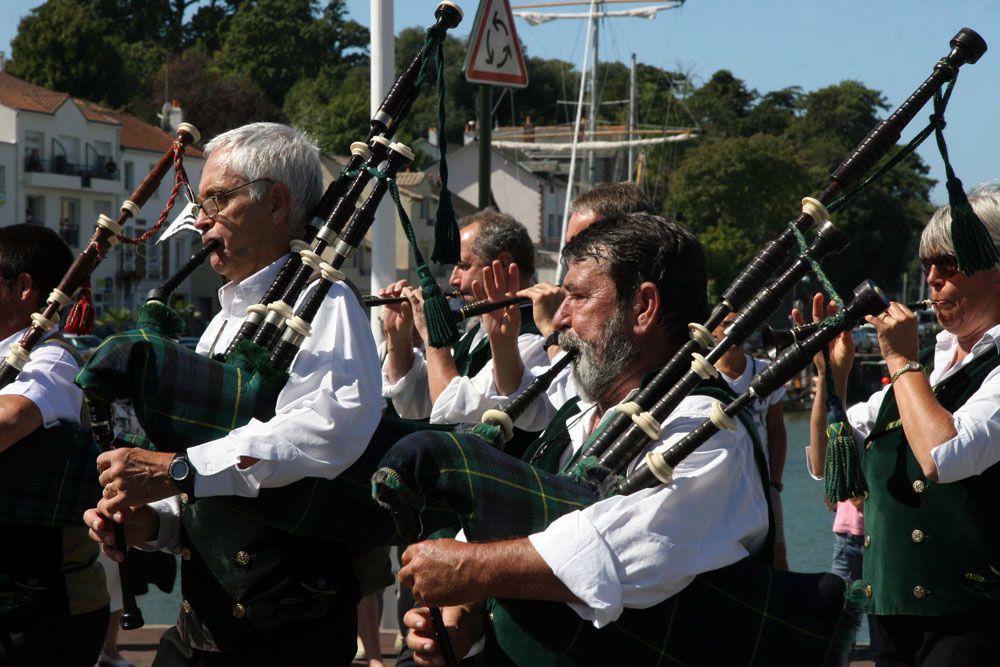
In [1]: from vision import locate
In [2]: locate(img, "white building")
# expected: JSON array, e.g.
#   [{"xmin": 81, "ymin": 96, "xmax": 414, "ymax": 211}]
[{"xmin": 0, "ymin": 71, "xmax": 210, "ymax": 326}]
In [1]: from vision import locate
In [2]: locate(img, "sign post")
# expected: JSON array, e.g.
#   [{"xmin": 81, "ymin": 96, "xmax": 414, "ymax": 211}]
[{"xmin": 463, "ymin": 0, "xmax": 528, "ymax": 210}]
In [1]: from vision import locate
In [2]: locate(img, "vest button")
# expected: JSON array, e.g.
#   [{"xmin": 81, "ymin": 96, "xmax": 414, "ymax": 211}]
[
  {"xmin": 488, "ymin": 612, "xmax": 495, "ymax": 623},
  {"xmin": 912, "ymin": 480, "xmax": 926, "ymax": 493},
  {"xmin": 181, "ymin": 548, "xmax": 192, "ymax": 561},
  {"xmin": 182, "ymin": 599, "xmax": 192, "ymax": 614},
  {"xmin": 235, "ymin": 550, "xmax": 251, "ymax": 567},
  {"xmin": 232, "ymin": 603, "xmax": 246, "ymax": 618},
  {"xmin": 911, "ymin": 529, "xmax": 925, "ymax": 543},
  {"xmin": 864, "ymin": 584, "xmax": 872, "ymax": 598},
  {"xmin": 913, "ymin": 586, "xmax": 927, "ymax": 599},
  {"xmin": 863, "ymin": 535, "xmax": 871, "ymax": 548},
  {"xmin": 180, "ymin": 492, "xmax": 190, "ymax": 504}
]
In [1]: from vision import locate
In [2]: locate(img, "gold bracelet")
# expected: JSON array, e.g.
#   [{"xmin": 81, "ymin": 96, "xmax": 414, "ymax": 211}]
[{"xmin": 890, "ymin": 361, "xmax": 923, "ymax": 385}]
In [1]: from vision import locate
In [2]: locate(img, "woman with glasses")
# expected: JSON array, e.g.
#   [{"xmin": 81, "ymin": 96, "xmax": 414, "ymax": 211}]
[{"xmin": 800, "ymin": 183, "xmax": 1000, "ymax": 665}]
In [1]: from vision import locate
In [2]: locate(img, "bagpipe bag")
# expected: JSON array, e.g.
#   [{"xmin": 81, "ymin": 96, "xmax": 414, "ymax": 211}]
[{"xmin": 372, "ymin": 385, "xmax": 858, "ymax": 666}]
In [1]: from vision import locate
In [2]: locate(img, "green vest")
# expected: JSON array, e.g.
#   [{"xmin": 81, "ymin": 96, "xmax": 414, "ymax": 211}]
[
  {"xmin": 862, "ymin": 345, "xmax": 1000, "ymax": 616},
  {"xmin": 176, "ymin": 496, "xmax": 360, "ymax": 653}
]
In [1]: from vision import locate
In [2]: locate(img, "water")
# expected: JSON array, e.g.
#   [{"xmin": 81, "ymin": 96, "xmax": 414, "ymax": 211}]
[{"xmin": 135, "ymin": 410, "xmax": 868, "ymax": 642}]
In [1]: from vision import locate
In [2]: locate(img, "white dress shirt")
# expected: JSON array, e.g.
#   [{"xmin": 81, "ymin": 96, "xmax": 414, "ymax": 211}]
[
  {"xmin": 0, "ymin": 327, "xmax": 83, "ymax": 427},
  {"xmin": 149, "ymin": 257, "xmax": 383, "ymax": 549},
  {"xmin": 528, "ymin": 392, "xmax": 769, "ymax": 628},
  {"xmin": 381, "ymin": 318, "xmax": 543, "ymax": 422},
  {"xmin": 181, "ymin": 256, "xmax": 383, "ymax": 497},
  {"xmin": 845, "ymin": 322, "xmax": 1000, "ymax": 484}
]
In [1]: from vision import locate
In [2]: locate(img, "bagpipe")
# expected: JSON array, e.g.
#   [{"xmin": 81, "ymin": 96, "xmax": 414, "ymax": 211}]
[
  {"xmin": 69, "ymin": 1, "xmax": 465, "ymax": 631},
  {"xmin": 0, "ymin": 123, "xmax": 201, "ymax": 628},
  {"xmin": 368, "ymin": 28, "xmax": 987, "ymax": 665},
  {"xmin": 761, "ymin": 299, "xmax": 934, "ymax": 360}
]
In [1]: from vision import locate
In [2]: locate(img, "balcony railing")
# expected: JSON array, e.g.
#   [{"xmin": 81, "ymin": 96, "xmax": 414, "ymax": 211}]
[{"xmin": 24, "ymin": 156, "xmax": 119, "ymax": 180}]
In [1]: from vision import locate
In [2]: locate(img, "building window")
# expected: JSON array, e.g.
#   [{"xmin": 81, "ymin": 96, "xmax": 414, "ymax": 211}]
[
  {"xmin": 125, "ymin": 162, "xmax": 135, "ymax": 190},
  {"xmin": 26, "ymin": 195, "xmax": 44, "ymax": 225},
  {"xmin": 0, "ymin": 165, "xmax": 5, "ymax": 196},
  {"xmin": 24, "ymin": 131, "xmax": 44, "ymax": 171},
  {"xmin": 59, "ymin": 198, "xmax": 81, "ymax": 247}
]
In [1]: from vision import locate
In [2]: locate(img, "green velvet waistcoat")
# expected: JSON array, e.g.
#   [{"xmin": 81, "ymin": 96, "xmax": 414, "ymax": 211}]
[
  {"xmin": 862, "ymin": 346, "xmax": 1000, "ymax": 616},
  {"xmin": 176, "ymin": 496, "xmax": 361, "ymax": 653},
  {"xmin": 452, "ymin": 307, "xmax": 542, "ymax": 378}
]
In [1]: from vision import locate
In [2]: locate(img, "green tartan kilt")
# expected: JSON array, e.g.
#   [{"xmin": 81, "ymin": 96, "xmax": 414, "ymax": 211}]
[
  {"xmin": 485, "ymin": 561, "xmax": 853, "ymax": 666},
  {"xmin": 76, "ymin": 328, "xmax": 284, "ymax": 451}
]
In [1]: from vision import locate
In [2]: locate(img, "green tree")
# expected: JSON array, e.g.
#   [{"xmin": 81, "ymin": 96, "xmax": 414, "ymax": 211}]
[
  {"xmin": 10, "ymin": 0, "xmax": 131, "ymax": 107},
  {"xmin": 666, "ymin": 134, "xmax": 812, "ymax": 293},
  {"xmin": 216, "ymin": 0, "xmax": 367, "ymax": 108},
  {"xmin": 285, "ymin": 66, "xmax": 369, "ymax": 155}
]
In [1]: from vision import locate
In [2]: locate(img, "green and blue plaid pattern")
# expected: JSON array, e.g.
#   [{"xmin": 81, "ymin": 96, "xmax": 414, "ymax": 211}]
[{"xmin": 77, "ymin": 328, "xmax": 284, "ymax": 452}]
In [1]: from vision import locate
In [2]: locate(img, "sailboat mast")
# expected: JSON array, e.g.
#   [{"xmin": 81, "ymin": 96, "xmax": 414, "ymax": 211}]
[
  {"xmin": 628, "ymin": 52, "xmax": 636, "ymax": 180},
  {"xmin": 587, "ymin": 6, "xmax": 600, "ymax": 185}
]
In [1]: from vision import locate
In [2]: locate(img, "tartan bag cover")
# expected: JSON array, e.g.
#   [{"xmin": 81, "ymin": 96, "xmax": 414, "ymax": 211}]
[
  {"xmin": 76, "ymin": 327, "xmax": 285, "ymax": 452},
  {"xmin": 372, "ymin": 400, "xmax": 857, "ymax": 664},
  {"xmin": 0, "ymin": 424, "xmax": 151, "ymax": 527}
]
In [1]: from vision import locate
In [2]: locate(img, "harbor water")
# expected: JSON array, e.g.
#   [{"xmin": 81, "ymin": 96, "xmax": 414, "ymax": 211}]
[{"xmin": 135, "ymin": 410, "xmax": 871, "ymax": 644}]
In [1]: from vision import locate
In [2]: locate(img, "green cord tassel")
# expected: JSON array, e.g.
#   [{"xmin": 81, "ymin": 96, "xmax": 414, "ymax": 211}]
[
  {"xmin": 946, "ymin": 176, "xmax": 1000, "ymax": 274},
  {"xmin": 931, "ymin": 84, "xmax": 1000, "ymax": 275},
  {"xmin": 431, "ymin": 37, "xmax": 460, "ymax": 265},
  {"xmin": 822, "ymin": 356, "xmax": 868, "ymax": 506},
  {"xmin": 385, "ymin": 178, "xmax": 460, "ymax": 348}
]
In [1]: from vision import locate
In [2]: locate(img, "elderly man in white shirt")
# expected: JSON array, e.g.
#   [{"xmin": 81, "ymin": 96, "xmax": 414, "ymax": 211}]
[
  {"xmin": 85, "ymin": 123, "xmax": 382, "ymax": 666},
  {"xmin": 395, "ymin": 212, "xmax": 769, "ymax": 664}
]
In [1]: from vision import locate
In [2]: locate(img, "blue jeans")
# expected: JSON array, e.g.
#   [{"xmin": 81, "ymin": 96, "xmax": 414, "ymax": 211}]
[{"xmin": 832, "ymin": 531, "xmax": 880, "ymax": 653}]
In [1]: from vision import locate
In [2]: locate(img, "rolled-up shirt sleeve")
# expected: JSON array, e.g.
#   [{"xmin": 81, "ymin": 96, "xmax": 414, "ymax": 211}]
[
  {"xmin": 930, "ymin": 367, "xmax": 1000, "ymax": 483},
  {"xmin": 186, "ymin": 284, "xmax": 383, "ymax": 498},
  {"xmin": 528, "ymin": 398, "xmax": 769, "ymax": 627},
  {"xmin": 0, "ymin": 339, "xmax": 82, "ymax": 427},
  {"xmin": 382, "ymin": 349, "xmax": 433, "ymax": 420}
]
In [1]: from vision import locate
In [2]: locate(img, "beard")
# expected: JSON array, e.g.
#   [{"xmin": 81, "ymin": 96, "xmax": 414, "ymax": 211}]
[{"xmin": 558, "ymin": 305, "xmax": 642, "ymax": 404}]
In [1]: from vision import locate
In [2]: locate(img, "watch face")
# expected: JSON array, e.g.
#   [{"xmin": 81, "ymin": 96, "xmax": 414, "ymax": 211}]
[{"xmin": 170, "ymin": 457, "xmax": 191, "ymax": 481}]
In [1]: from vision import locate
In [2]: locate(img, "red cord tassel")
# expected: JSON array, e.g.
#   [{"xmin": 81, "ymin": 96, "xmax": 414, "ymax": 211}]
[{"xmin": 64, "ymin": 283, "xmax": 95, "ymax": 335}]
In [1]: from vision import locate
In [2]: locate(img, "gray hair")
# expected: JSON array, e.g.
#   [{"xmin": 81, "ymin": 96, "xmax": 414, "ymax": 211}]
[
  {"xmin": 920, "ymin": 182, "xmax": 1000, "ymax": 269},
  {"xmin": 461, "ymin": 208, "xmax": 535, "ymax": 279},
  {"xmin": 204, "ymin": 122, "xmax": 323, "ymax": 237}
]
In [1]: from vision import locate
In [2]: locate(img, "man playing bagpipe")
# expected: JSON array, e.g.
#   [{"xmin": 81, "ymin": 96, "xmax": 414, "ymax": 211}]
[
  {"xmin": 395, "ymin": 213, "xmax": 772, "ymax": 664},
  {"xmin": 0, "ymin": 225, "xmax": 110, "ymax": 666},
  {"xmin": 85, "ymin": 122, "xmax": 384, "ymax": 666},
  {"xmin": 380, "ymin": 209, "xmax": 548, "ymax": 429}
]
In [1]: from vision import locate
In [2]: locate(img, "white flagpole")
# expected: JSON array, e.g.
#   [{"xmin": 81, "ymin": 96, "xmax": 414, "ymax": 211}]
[{"xmin": 370, "ymin": 0, "xmax": 395, "ymax": 344}]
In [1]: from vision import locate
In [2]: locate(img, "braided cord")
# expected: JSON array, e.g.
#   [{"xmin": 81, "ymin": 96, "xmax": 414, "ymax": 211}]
[
  {"xmin": 431, "ymin": 34, "xmax": 460, "ymax": 264},
  {"xmin": 379, "ymin": 170, "xmax": 460, "ymax": 348},
  {"xmin": 117, "ymin": 140, "xmax": 191, "ymax": 245}
]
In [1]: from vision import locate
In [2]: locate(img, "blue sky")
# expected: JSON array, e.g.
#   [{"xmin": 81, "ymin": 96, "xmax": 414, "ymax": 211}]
[{"xmin": 2, "ymin": 1, "xmax": 997, "ymax": 204}]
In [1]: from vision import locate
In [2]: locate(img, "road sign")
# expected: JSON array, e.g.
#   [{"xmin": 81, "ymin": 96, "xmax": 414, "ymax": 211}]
[{"xmin": 463, "ymin": 0, "xmax": 528, "ymax": 88}]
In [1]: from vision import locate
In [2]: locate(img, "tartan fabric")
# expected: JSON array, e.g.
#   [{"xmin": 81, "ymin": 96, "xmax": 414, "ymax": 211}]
[
  {"xmin": 0, "ymin": 424, "xmax": 101, "ymax": 527},
  {"xmin": 485, "ymin": 560, "xmax": 854, "ymax": 666},
  {"xmin": 215, "ymin": 416, "xmax": 457, "ymax": 546},
  {"xmin": 372, "ymin": 428, "xmax": 601, "ymax": 542},
  {"xmin": 76, "ymin": 327, "xmax": 284, "ymax": 452}
]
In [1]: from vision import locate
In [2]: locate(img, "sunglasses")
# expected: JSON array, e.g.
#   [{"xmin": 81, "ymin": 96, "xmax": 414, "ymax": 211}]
[{"xmin": 920, "ymin": 253, "xmax": 959, "ymax": 279}]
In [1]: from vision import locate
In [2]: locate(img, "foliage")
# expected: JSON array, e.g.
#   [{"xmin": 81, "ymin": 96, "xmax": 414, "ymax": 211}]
[
  {"xmin": 10, "ymin": 0, "xmax": 131, "ymax": 107},
  {"xmin": 96, "ymin": 307, "xmax": 135, "ymax": 334}
]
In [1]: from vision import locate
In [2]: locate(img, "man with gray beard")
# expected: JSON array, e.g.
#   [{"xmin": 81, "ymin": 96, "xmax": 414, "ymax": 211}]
[{"xmin": 394, "ymin": 213, "xmax": 770, "ymax": 664}]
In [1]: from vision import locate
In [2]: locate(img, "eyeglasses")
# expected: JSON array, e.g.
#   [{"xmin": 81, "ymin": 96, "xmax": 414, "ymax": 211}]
[
  {"xmin": 193, "ymin": 178, "xmax": 272, "ymax": 219},
  {"xmin": 920, "ymin": 253, "xmax": 959, "ymax": 279}
]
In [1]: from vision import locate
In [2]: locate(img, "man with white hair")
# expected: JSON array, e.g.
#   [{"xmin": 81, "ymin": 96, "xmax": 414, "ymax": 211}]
[{"xmin": 85, "ymin": 123, "xmax": 383, "ymax": 665}]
